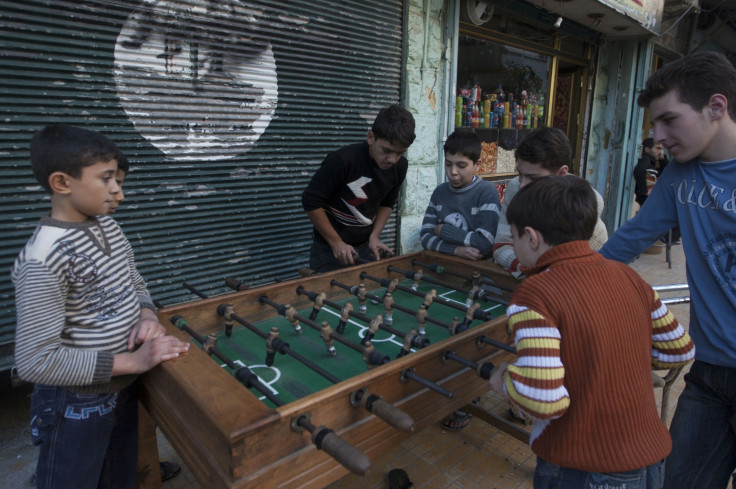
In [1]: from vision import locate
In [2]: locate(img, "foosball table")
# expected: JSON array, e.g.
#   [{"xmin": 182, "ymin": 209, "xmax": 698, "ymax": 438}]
[{"xmin": 136, "ymin": 251, "xmax": 521, "ymax": 489}]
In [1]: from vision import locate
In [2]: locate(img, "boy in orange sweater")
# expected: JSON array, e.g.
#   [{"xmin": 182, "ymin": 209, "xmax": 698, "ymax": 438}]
[{"xmin": 489, "ymin": 175, "xmax": 694, "ymax": 488}]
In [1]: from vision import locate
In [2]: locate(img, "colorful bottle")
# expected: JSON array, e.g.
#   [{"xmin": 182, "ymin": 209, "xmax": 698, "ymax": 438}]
[
  {"xmin": 455, "ymin": 96, "xmax": 463, "ymax": 127},
  {"xmin": 494, "ymin": 83, "xmax": 506, "ymax": 104},
  {"xmin": 536, "ymin": 90, "xmax": 545, "ymax": 127}
]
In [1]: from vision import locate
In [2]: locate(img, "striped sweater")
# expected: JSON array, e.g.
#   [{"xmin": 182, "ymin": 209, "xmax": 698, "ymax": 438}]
[
  {"xmin": 503, "ymin": 241, "xmax": 694, "ymax": 472},
  {"xmin": 420, "ymin": 176, "xmax": 501, "ymax": 256},
  {"xmin": 12, "ymin": 215, "xmax": 153, "ymax": 393}
]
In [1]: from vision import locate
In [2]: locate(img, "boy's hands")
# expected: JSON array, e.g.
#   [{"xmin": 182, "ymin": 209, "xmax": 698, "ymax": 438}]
[
  {"xmin": 368, "ymin": 236, "xmax": 393, "ymax": 261},
  {"xmin": 454, "ymin": 246, "xmax": 483, "ymax": 260},
  {"xmin": 114, "ymin": 335, "xmax": 190, "ymax": 375},
  {"xmin": 331, "ymin": 241, "xmax": 358, "ymax": 265},
  {"xmin": 128, "ymin": 307, "xmax": 166, "ymax": 350},
  {"xmin": 489, "ymin": 362, "xmax": 509, "ymax": 396}
]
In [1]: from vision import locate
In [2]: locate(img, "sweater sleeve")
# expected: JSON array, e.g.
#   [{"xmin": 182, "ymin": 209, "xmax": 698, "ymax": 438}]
[
  {"xmin": 420, "ymin": 187, "xmax": 458, "ymax": 256},
  {"xmin": 650, "ymin": 291, "xmax": 695, "ymax": 368},
  {"xmin": 601, "ymin": 169, "xmax": 679, "ymax": 263},
  {"xmin": 502, "ymin": 302, "xmax": 570, "ymax": 420},
  {"xmin": 492, "ymin": 177, "xmax": 524, "ymax": 278},
  {"xmin": 13, "ymin": 261, "xmax": 107, "ymax": 386},
  {"xmin": 301, "ymin": 151, "xmax": 346, "ymax": 212}
]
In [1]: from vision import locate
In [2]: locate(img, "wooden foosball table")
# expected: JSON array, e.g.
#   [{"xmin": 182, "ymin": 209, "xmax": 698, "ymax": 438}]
[{"xmin": 136, "ymin": 251, "xmax": 522, "ymax": 489}]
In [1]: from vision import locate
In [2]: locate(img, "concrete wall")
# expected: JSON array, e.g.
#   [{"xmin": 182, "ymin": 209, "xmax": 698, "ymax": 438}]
[{"xmin": 399, "ymin": 0, "xmax": 453, "ymax": 254}]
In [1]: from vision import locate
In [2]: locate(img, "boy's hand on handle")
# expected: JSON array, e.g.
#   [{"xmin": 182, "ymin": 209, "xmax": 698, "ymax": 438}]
[
  {"xmin": 454, "ymin": 246, "xmax": 483, "ymax": 260},
  {"xmin": 368, "ymin": 236, "xmax": 392, "ymax": 261},
  {"xmin": 114, "ymin": 335, "xmax": 190, "ymax": 375},
  {"xmin": 331, "ymin": 241, "xmax": 357, "ymax": 265},
  {"xmin": 489, "ymin": 362, "xmax": 509, "ymax": 396}
]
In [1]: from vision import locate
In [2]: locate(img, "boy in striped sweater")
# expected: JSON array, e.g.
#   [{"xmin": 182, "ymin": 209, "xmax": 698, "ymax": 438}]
[
  {"xmin": 12, "ymin": 125, "xmax": 190, "ymax": 489},
  {"xmin": 489, "ymin": 175, "xmax": 694, "ymax": 488},
  {"xmin": 420, "ymin": 128, "xmax": 501, "ymax": 260}
]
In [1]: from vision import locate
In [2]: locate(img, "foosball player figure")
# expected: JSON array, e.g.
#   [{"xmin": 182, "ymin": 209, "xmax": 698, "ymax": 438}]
[
  {"xmin": 419, "ymin": 128, "xmax": 502, "ymax": 432},
  {"xmin": 301, "ymin": 104, "xmax": 416, "ymax": 272},
  {"xmin": 489, "ymin": 175, "xmax": 694, "ymax": 487}
]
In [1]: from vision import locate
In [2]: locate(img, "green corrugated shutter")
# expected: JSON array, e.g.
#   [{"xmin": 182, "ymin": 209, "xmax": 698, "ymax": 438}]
[{"xmin": 0, "ymin": 0, "xmax": 404, "ymax": 370}]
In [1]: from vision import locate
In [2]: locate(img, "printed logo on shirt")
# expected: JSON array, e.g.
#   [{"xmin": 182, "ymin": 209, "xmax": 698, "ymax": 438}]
[
  {"xmin": 68, "ymin": 253, "xmax": 98, "ymax": 284},
  {"xmin": 444, "ymin": 212, "xmax": 468, "ymax": 231},
  {"xmin": 341, "ymin": 176, "xmax": 374, "ymax": 226}
]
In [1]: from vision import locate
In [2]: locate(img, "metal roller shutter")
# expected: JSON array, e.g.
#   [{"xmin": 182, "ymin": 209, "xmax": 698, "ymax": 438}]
[{"xmin": 0, "ymin": 0, "xmax": 404, "ymax": 369}]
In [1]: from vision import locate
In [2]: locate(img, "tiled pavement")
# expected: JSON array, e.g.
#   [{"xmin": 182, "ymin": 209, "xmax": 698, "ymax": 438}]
[{"xmin": 0, "ymin": 243, "xmax": 693, "ymax": 489}]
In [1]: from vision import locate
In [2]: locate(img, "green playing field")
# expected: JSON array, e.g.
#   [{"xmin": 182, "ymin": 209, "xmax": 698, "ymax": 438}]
[{"xmin": 201, "ymin": 279, "xmax": 507, "ymax": 407}]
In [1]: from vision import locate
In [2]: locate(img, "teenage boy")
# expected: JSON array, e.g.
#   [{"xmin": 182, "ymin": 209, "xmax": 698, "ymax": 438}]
[
  {"xmin": 492, "ymin": 127, "xmax": 607, "ymax": 279},
  {"xmin": 301, "ymin": 104, "xmax": 416, "ymax": 272},
  {"xmin": 12, "ymin": 125, "xmax": 189, "ymax": 488},
  {"xmin": 601, "ymin": 51, "xmax": 736, "ymax": 489},
  {"xmin": 420, "ymin": 128, "xmax": 501, "ymax": 260},
  {"xmin": 490, "ymin": 175, "xmax": 694, "ymax": 488}
]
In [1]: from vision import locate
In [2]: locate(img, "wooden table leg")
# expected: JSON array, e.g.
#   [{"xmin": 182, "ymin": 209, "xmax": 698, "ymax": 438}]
[{"xmin": 137, "ymin": 401, "xmax": 162, "ymax": 489}]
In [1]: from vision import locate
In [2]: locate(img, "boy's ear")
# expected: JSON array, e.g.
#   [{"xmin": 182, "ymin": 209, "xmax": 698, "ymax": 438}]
[
  {"xmin": 525, "ymin": 226, "xmax": 542, "ymax": 250},
  {"xmin": 708, "ymin": 94, "xmax": 728, "ymax": 121},
  {"xmin": 48, "ymin": 171, "xmax": 72, "ymax": 195}
]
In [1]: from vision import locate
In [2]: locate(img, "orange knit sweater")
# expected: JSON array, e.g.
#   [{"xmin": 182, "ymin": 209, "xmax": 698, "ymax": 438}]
[{"xmin": 503, "ymin": 241, "xmax": 695, "ymax": 472}]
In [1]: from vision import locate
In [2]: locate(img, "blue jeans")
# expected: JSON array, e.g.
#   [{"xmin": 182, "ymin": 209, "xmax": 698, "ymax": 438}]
[
  {"xmin": 31, "ymin": 382, "xmax": 139, "ymax": 489},
  {"xmin": 664, "ymin": 360, "xmax": 736, "ymax": 489},
  {"xmin": 533, "ymin": 457, "xmax": 664, "ymax": 489}
]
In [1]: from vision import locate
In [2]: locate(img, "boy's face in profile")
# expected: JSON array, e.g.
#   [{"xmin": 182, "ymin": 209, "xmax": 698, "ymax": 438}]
[
  {"xmin": 444, "ymin": 152, "xmax": 478, "ymax": 188},
  {"xmin": 55, "ymin": 159, "xmax": 121, "ymax": 222},
  {"xmin": 516, "ymin": 159, "xmax": 567, "ymax": 188},
  {"xmin": 109, "ymin": 169, "xmax": 126, "ymax": 215},
  {"xmin": 649, "ymin": 89, "xmax": 717, "ymax": 163},
  {"xmin": 367, "ymin": 131, "xmax": 408, "ymax": 170}
]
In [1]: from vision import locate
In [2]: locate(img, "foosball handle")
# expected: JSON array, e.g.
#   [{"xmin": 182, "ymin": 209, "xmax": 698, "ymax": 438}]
[
  {"xmin": 293, "ymin": 415, "xmax": 372, "ymax": 476},
  {"xmin": 350, "ymin": 388, "xmax": 415, "ymax": 433}
]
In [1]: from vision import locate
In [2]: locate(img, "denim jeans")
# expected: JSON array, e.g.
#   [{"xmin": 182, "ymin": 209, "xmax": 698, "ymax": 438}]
[
  {"xmin": 31, "ymin": 382, "xmax": 139, "ymax": 489},
  {"xmin": 664, "ymin": 360, "xmax": 736, "ymax": 489},
  {"xmin": 533, "ymin": 457, "xmax": 664, "ymax": 489}
]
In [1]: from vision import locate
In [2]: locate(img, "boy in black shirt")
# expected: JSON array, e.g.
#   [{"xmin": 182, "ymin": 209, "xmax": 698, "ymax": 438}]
[{"xmin": 302, "ymin": 104, "xmax": 416, "ymax": 272}]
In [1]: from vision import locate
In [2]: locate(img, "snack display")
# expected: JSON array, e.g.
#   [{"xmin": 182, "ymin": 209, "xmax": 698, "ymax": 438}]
[{"xmin": 476, "ymin": 141, "xmax": 497, "ymax": 175}]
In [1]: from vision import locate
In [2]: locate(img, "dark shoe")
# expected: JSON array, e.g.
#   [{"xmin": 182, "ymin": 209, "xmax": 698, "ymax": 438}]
[
  {"xmin": 160, "ymin": 461, "xmax": 181, "ymax": 482},
  {"xmin": 388, "ymin": 468, "xmax": 414, "ymax": 489},
  {"xmin": 441, "ymin": 410, "xmax": 472, "ymax": 432}
]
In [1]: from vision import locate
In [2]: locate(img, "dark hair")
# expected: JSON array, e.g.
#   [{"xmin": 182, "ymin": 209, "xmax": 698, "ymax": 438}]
[
  {"xmin": 638, "ymin": 51, "xmax": 736, "ymax": 121},
  {"xmin": 117, "ymin": 154, "xmax": 130, "ymax": 175},
  {"xmin": 30, "ymin": 125, "xmax": 123, "ymax": 194},
  {"xmin": 514, "ymin": 127, "xmax": 571, "ymax": 172},
  {"xmin": 444, "ymin": 129, "xmax": 481, "ymax": 162},
  {"xmin": 506, "ymin": 175, "xmax": 597, "ymax": 246},
  {"xmin": 371, "ymin": 104, "xmax": 416, "ymax": 148},
  {"xmin": 641, "ymin": 137, "xmax": 655, "ymax": 157}
]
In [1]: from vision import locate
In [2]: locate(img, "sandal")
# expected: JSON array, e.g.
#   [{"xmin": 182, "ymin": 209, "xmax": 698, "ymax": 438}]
[
  {"xmin": 388, "ymin": 468, "xmax": 414, "ymax": 489},
  {"xmin": 441, "ymin": 410, "xmax": 472, "ymax": 432},
  {"xmin": 160, "ymin": 461, "xmax": 181, "ymax": 482}
]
